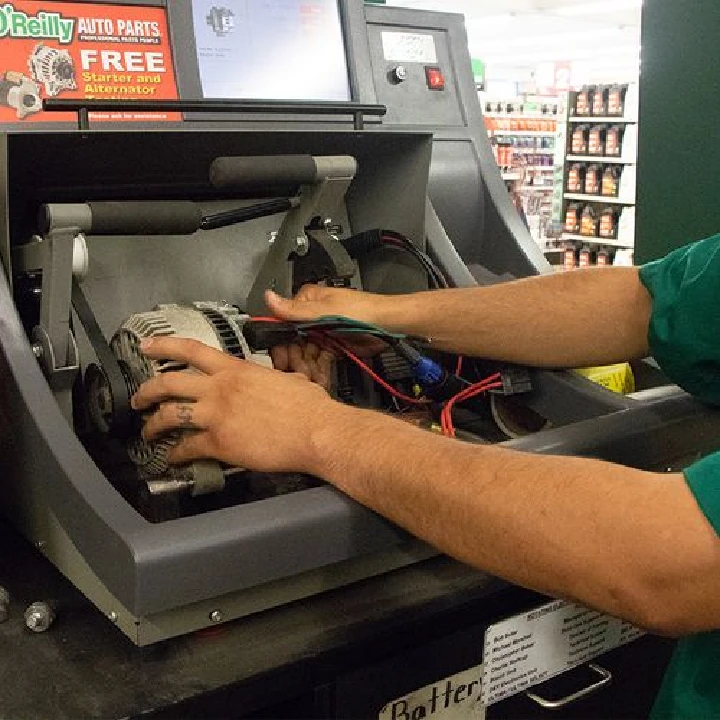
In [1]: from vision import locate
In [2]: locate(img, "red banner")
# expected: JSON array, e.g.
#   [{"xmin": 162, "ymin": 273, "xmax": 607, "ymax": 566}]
[{"xmin": 0, "ymin": 1, "xmax": 180, "ymax": 124}]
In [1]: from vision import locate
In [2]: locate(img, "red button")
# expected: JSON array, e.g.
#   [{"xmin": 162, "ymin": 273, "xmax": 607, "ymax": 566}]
[{"xmin": 425, "ymin": 66, "xmax": 445, "ymax": 91}]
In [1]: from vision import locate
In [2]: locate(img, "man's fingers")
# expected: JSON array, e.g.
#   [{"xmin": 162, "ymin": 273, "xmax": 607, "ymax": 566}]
[
  {"xmin": 141, "ymin": 337, "xmax": 235, "ymax": 375},
  {"xmin": 288, "ymin": 344, "xmax": 311, "ymax": 378},
  {"xmin": 131, "ymin": 371, "xmax": 209, "ymax": 411},
  {"xmin": 265, "ymin": 288, "xmax": 325, "ymax": 322},
  {"xmin": 303, "ymin": 342, "xmax": 321, "ymax": 363},
  {"xmin": 166, "ymin": 431, "xmax": 212, "ymax": 465},
  {"xmin": 270, "ymin": 345, "xmax": 290, "ymax": 371},
  {"xmin": 312, "ymin": 350, "xmax": 335, "ymax": 391},
  {"xmin": 142, "ymin": 401, "xmax": 213, "ymax": 441}
]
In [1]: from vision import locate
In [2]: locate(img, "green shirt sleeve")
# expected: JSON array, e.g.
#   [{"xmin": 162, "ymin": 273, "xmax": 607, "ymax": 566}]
[
  {"xmin": 684, "ymin": 453, "xmax": 720, "ymax": 533},
  {"xmin": 638, "ymin": 233, "xmax": 720, "ymax": 406},
  {"xmin": 639, "ymin": 234, "xmax": 720, "ymax": 534}
]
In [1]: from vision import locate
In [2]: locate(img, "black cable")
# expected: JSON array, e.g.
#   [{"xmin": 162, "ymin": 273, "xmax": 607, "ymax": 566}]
[
  {"xmin": 381, "ymin": 231, "xmax": 449, "ymax": 288},
  {"xmin": 200, "ymin": 198, "xmax": 293, "ymax": 230}
]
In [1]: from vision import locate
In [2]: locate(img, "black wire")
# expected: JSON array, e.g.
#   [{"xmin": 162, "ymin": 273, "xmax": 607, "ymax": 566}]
[{"xmin": 380, "ymin": 230, "xmax": 449, "ymax": 289}]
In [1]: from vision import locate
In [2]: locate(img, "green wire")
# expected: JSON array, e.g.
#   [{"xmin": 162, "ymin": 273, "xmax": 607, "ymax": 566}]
[{"xmin": 296, "ymin": 315, "xmax": 406, "ymax": 340}]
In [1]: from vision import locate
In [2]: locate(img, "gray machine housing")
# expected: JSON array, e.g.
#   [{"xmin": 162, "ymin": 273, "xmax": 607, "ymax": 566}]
[{"xmin": 1, "ymin": 1, "xmax": 718, "ymax": 646}]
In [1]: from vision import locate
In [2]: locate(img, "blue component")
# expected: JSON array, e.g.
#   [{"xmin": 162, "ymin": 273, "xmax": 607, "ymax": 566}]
[{"xmin": 415, "ymin": 357, "xmax": 444, "ymax": 386}]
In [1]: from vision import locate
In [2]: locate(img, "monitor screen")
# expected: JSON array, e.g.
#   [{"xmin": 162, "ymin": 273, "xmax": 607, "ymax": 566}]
[{"xmin": 190, "ymin": 0, "xmax": 351, "ymax": 102}]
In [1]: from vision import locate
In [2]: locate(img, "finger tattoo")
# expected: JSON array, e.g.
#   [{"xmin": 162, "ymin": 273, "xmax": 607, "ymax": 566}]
[{"xmin": 177, "ymin": 403, "xmax": 195, "ymax": 429}]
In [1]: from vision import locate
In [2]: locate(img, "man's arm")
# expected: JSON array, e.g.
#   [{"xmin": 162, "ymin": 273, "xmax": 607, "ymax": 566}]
[
  {"xmin": 267, "ymin": 266, "xmax": 652, "ymax": 368},
  {"xmin": 134, "ymin": 338, "xmax": 720, "ymax": 637}
]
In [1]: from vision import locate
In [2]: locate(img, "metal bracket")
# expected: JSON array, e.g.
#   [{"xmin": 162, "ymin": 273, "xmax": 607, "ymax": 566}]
[
  {"xmin": 245, "ymin": 156, "xmax": 357, "ymax": 314},
  {"xmin": 292, "ymin": 228, "xmax": 357, "ymax": 292},
  {"xmin": 31, "ymin": 225, "xmax": 81, "ymax": 422},
  {"xmin": 31, "ymin": 325, "xmax": 79, "ymax": 423}
]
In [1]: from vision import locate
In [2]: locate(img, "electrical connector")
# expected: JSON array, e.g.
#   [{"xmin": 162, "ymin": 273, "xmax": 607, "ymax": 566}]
[
  {"xmin": 243, "ymin": 321, "xmax": 301, "ymax": 351},
  {"xmin": 491, "ymin": 366, "xmax": 533, "ymax": 396},
  {"xmin": 394, "ymin": 341, "xmax": 468, "ymax": 401}
]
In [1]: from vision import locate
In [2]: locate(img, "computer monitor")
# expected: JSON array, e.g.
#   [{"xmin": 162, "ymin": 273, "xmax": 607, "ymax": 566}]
[{"xmin": 183, "ymin": 0, "xmax": 352, "ymax": 102}]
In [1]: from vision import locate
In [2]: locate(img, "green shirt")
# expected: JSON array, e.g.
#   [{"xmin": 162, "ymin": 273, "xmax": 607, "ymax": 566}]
[{"xmin": 639, "ymin": 234, "xmax": 720, "ymax": 719}]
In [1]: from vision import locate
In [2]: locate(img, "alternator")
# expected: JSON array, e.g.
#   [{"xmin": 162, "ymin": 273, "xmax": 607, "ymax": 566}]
[
  {"xmin": 90, "ymin": 302, "xmax": 270, "ymax": 498},
  {"xmin": 28, "ymin": 43, "xmax": 77, "ymax": 97},
  {"xmin": 0, "ymin": 71, "xmax": 41, "ymax": 119}
]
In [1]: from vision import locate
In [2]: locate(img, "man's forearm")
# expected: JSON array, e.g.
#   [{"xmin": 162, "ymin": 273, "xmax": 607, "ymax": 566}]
[
  {"xmin": 307, "ymin": 404, "xmax": 720, "ymax": 634},
  {"xmin": 371, "ymin": 267, "xmax": 651, "ymax": 367}
]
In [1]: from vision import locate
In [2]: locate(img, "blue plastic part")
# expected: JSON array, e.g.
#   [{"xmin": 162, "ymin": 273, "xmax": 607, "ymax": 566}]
[{"xmin": 415, "ymin": 357, "xmax": 444, "ymax": 386}]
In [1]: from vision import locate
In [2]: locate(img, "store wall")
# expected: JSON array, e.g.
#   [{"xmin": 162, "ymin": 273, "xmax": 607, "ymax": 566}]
[{"xmin": 636, "ymin": 0, "xmax": 720, "ymax": 263}]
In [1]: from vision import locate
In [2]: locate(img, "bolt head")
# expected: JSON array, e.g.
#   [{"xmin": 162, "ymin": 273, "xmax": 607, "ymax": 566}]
[
  {"xmin": 25, "ymin": 611, "xmax": 48, "ymax": 632},
  {"xmin": 294, "ymin": 235, "xmax": 309, "ymax": 256},
  {"xmin": 108, "ymin": 611, "xmax": 118, "ymax": 623},
  {"xmin": 209, "ymin": 610, "xmax": 223, "ymax": 623}
]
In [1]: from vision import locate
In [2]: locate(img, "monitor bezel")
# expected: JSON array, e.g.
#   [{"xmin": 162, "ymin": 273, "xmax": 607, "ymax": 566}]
[{"xmin": 167, "ymin": 0, "xmax": 358, "ymax": 106}]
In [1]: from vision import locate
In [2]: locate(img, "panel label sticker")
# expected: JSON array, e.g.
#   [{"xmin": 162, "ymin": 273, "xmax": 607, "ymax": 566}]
[
  {"xmin": 481, "ymin": 600, "xmax": 644, "ymax": 706},
  {"xmin": 379, "ymin": 664, "xmax": 485, "ymax": 720},
  {"xmin": 381, "ymin": 31, "xmax": 437, "ymax": 64}
]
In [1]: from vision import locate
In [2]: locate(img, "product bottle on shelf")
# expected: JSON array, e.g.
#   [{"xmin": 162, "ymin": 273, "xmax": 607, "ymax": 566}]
[
  {"xmin": 580, "ymin": 205, "xmax": 599, "ymax": 237},
  {"xmin": 588, "ymin": 125, "xmax": 606, "ymax": 156},
  {"xmin": 578, "ymin": 245, "xmax": 593, "ymax": 267},
  {"xmin": 567, "ymin": 163, "xmax": 586, "ymax": 193},
  {"xmin": 601, "ymin": 166, "xmax": 621, "ymax": 197},
  {"xmin": 607, "ymin": 84, "xmax": 628, "ymax": 116},
  {"xmin": 575, "ymin": 87, "xmax": 592, "ymax": 116},
  {"xmin": 584, "ymin": 164, "xmax": 602, "ymax": 195},
  {"xmin": 564, "ymin": 202, "xmax": 582, "ymax": 233},
  {"xmin": 591, "ymin": 85, "xmax": 608, "ymax": 116},
  {"xmin": 571, "ymin": 125, "xmax": 589, "ymax": 154},
  {"xmin": 605, "ymin": 125, "xmax": 623, "ymax": 157},
  {"xmin": 599, "ymin": 207, "xmax": 620, "ymax": 239}
]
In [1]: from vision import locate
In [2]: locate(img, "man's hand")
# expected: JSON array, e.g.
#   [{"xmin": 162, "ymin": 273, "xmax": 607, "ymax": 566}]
[
  {"xmin": 266, "ymin": 286, "xmax": 388, "ymax": 383},
  {"xmin": 265, "ymin": 285, "xmax": 382, "ymax": 324},
  {"xmin": 131, "ymin": 336, "xmax": 342, "ymax": 473}
]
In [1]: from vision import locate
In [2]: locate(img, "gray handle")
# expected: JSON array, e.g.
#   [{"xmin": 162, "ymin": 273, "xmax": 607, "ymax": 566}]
[{"xmin": 524, "ymin": 664, "xmax": 612, "ymax": 710}]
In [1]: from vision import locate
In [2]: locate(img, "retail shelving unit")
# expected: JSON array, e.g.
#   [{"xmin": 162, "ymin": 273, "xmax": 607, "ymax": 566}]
[
  {"xmin": 483, "ymin": 101, "xmax": 560, "ymax": 244},
  {"xmin": 551, "ymin": 84, "xmax": 639, "ymax": 268}
]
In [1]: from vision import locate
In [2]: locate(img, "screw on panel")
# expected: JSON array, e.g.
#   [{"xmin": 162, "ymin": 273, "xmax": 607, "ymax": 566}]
[
  {"xmin": 209, "ymin": 610, "xmax": 223, "ymax": 623},
  {"xmin": 108, "ymin": 611, "xmax": 118, "ymax": 623},
  {"xmin": 24, "ymin": 601, "xmax": 56, "ymax": 633},
  {"xmin": 294, "ymin": 235, "xmax": 309, "ymax": 256}
]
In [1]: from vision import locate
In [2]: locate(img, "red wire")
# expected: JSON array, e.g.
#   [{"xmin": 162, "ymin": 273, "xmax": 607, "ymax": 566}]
[
  {"xmin": 311, "ymin": 331, "xmax": 428, "ymax": 406},
  {"xmin": 441, "ymin": 373, "xmax": 503, "ymax": 438},
  {"xmin": 455, "ymin": 356, "xmax": 464, "ymax": 376},
  {"xmin": 441, "ymin": 380, "xmax": 500, "ymax": 436},
  {"xmin": 441, "ymin": 384, "xmax": 503, "ymax": 438}
]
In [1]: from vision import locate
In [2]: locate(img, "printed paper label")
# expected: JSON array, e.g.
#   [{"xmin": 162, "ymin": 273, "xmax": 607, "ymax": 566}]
[
  {"xmin": 381, "ymin": 31, "xmax": 437, "ymax": 64},
  {"xmin": 482, "ymin": 600, "xmax": 643, "ymax": 706}
]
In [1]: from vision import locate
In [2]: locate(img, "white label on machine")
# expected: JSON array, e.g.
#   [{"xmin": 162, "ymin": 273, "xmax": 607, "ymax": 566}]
[
  {"xmin": 378, "ymin": 664, "xmax": 486, "ymax": 720},
  {"xmin": 382, "ymin": 31, "xmax": 437, "ymax": 64},
  {"xmin": 481, "ymin": 600, "xmax": 644, "ymax": 706}
]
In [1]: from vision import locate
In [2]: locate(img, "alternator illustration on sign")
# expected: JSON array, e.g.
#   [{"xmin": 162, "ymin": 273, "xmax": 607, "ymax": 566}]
[{"xmin": 0, "ymin": 1, "xmax": 180, "ymax": 124}]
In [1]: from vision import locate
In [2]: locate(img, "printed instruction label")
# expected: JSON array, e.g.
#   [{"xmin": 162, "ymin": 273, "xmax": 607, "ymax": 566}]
[
  {"xmin": 381, "ymin": 31, "xmax": 437, "ymax": 64},
  {"xmin": 379, "ymin": 664, "xmax": 485, "ymax": 720},
  {"xmin": 481, "ymin": 600, "xmax": 644, "ymax": 706}
]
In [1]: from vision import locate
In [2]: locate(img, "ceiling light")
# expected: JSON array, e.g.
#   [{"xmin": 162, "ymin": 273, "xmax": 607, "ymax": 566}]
[{"xmin": 553, "ymin": 0, "xmax": 642, "ymax": 17}]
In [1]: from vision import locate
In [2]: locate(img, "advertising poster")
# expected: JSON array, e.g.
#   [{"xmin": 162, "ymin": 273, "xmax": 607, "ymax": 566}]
[{"xmin": 0, "ymin": 1, "xmax": 180, "ymax": 124}]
